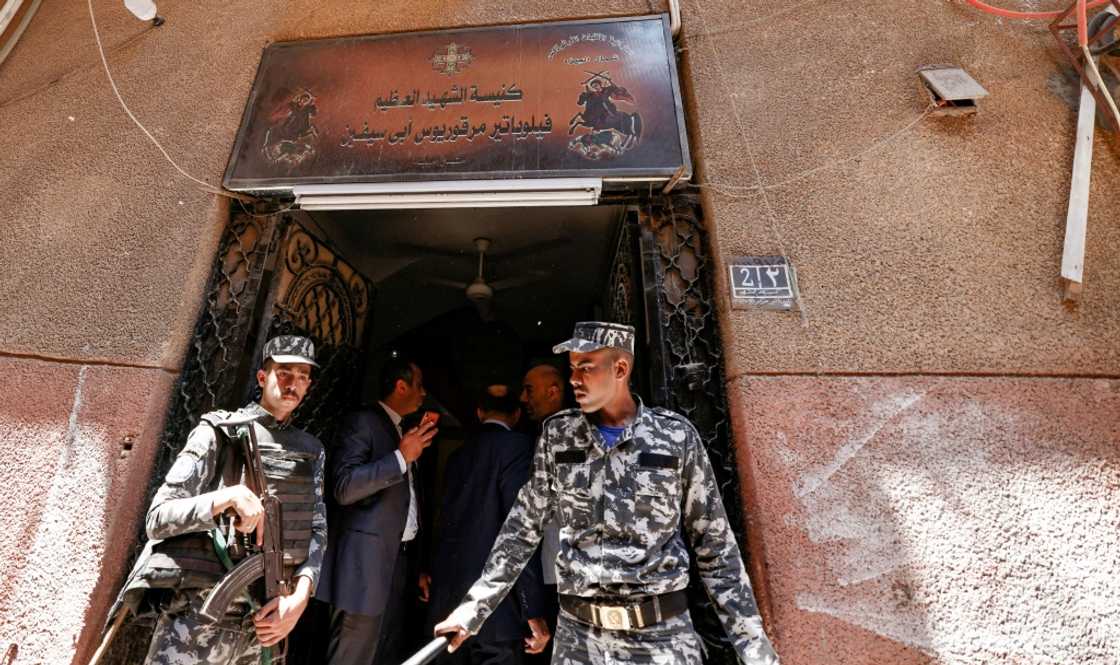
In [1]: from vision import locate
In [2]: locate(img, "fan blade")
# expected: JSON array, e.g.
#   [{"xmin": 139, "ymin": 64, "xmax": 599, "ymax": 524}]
[
  {"xmin": 489, "ymin": 270, "xmax": 549, "ymax": 291},
  {"xmin": 424, "ymin": 277, "xmax": 470, "ymax": 290}
]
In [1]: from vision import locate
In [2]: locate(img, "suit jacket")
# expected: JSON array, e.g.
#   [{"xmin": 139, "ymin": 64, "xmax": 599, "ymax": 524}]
[
  {"xmin": 428, "ymin": 422, "xmax": 545, "ymax": 642},
  {"xmin": 317, "ymin": 404, "xmax": 412, "ymax": 617}
]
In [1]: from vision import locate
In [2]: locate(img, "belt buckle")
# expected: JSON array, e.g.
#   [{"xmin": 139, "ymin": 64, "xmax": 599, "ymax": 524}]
[{"xmin": 593, "ymin": 604, "xmax": 631, "ymax": 631}]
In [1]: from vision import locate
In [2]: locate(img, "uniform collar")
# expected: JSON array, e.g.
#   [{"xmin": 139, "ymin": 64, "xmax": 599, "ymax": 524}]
[
  {"xmin": 244, "ymin": 402, "xmax": 283, "ymax": 429},
  {"xmin": 481, "ymin": 418, "xmax": 512, "ymax": 431},
  {"xmin": 582, "ymin": 394, "xmax": 646, "ymax": 452}
]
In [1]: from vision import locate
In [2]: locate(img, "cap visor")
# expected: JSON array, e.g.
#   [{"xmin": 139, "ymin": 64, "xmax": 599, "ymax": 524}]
[
  {"xmin": 269, "ymin": 354, "xmax": 320, "ymax": 368},
  {"xmin": 551, "ymin": 338, "xmax": 604, "ymax": 354}
]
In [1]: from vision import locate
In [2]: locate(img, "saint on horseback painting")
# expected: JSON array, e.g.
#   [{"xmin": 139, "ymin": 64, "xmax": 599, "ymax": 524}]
[{"xmin": 567, "ymin": 71, "xmax": 643, "ymax": 160}]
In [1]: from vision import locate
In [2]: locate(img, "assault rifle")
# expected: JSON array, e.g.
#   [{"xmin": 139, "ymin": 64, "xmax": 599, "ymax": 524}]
[{"xmin": 200, "ymin": 415, "xmax": 289, "ymax": 622}]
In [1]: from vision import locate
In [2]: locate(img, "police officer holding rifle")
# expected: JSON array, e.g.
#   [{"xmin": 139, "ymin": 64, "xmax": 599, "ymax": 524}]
[{"xmin": 96, "ymin": 335, "xmax": 326, "ymax": 665}]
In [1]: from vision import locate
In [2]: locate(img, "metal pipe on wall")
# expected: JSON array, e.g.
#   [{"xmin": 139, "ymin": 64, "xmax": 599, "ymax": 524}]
[{"xmin": 669, "ymin": 0, "xmax": 681, "ymax": 37}]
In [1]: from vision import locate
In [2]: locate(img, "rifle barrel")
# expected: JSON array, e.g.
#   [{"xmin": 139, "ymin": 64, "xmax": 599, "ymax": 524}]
[{"xmin": 400, "ymin": 637, "xmax": 450, "ymax": 665}]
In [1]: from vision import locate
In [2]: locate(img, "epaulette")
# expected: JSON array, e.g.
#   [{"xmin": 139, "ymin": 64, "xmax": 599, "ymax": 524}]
[
  {"xmin": 542, "ymin": 407, "xmax": 582, "ymax": 427},
  {"xmin": 650, "ymin": 406, "xmax": 690, "ymax": 424},
  {"xmin": 198, "ymin": 409, "xmax": 234, "ymax": 428}
]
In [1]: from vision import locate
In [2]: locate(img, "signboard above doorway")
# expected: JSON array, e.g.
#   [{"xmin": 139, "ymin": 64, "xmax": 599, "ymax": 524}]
[{"xmin": 223, "ymin": 14, "xmax": 691, "ymax": 195}]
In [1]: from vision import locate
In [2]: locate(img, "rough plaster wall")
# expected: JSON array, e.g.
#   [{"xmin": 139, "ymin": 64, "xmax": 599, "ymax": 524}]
[
  {"xmin": 0, "ymin": 358, "xmax": 173, "ymax": 664},
  {"xmin": 735, "ymin": 376, "xmax": 1120, "ymax": 665},
  {"xmin": 0, "ymin": 367, "xmax": 109, "ymax": 662},
  {"xmin": 682, "ymin": 0, "xmax": 1120, "ymax": 375}
]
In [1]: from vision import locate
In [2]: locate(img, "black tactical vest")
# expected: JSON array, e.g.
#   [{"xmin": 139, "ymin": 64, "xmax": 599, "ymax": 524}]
[
  {"xmin": 259, "ymin": 447, "xmax": 318, "ymax": 569},
  {"xmin": 127, "ymin": 408, "xmax": 318, "ymax": 592}
]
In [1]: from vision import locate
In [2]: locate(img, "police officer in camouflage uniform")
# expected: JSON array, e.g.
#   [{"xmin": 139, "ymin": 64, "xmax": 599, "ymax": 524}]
[
  {"xmin": 105, "ymin": 335, "xmax": 328, "ymax": 664},
  {"xmin": 435, "ymin": 322, "xmax": 780, "ymax": 665}
]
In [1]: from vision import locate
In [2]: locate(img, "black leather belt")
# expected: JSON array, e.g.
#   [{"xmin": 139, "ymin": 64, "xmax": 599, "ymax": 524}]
[{"xmin": 559, "ymin": 590, "xmax": 688, "ymax": 631}]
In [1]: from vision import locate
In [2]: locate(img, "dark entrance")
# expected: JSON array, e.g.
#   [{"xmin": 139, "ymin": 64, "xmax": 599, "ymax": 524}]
[{"xmin": 103, "ymin": 192, "xmax": 748, "ymax": 665}]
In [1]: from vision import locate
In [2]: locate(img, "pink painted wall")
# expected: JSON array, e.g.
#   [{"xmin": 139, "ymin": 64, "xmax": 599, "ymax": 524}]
[
  {"xmin": 730, "ymin": 377, "xmax": 1120, "ymax": 664},
  {"xmin": 0, "ymin": 359, "xmax": 172, "ymax": 663}
]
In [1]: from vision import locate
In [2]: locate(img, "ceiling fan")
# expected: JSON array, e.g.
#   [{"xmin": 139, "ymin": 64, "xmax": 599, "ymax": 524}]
[{"xmin": 423, "ymin": 237, "xmax": 550, "ymax": 319}]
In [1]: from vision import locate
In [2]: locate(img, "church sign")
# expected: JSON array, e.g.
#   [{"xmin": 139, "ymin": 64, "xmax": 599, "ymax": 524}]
[{"xmin": 223, "ymin": 15, "xmax": 691, "ymax": 193}]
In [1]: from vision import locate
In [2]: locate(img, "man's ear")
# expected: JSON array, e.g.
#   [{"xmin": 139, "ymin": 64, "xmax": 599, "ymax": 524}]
[
  {"xmin": 395, "ymin": 378, "xmax": 408, "ymax": 396},
  {"xmin": 614, "ymin": 357, "xmax": 629, "ymax": 380},
  {"xmin": 257, "ymin": 368, "xmax": 267, "ymax": 389}
]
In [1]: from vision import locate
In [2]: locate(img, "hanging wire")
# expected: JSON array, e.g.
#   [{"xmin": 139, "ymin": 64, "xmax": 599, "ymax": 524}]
[
  {"xmin": 691, "ymin": 103, "xmax": 936, "ymax": 196},
  {"xmin": 87, "ymin": 0, "xmax": 253, "ymax": 202}
]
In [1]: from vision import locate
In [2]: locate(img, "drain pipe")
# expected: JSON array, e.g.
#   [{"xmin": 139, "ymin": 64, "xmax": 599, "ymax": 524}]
[{"xmin": 669, "ymin": 0, "xmax": 682, "ymax": 38}]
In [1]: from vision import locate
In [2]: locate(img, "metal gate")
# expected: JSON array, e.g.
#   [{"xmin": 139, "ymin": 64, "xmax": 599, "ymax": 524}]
[
  {"xmin": 604, "ymin": 193, "xmax": 746, "ymax": 665},
  {"xmin": 100, "ymin": 210, "xmax": 372, "ymax": 664}
]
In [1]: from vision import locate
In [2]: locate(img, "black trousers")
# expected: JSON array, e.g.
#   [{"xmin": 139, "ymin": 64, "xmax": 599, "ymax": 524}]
[
  {"xmin": 326, "ymin": 543, "xmax": 413, "ymax": 665},
  {"xmin": 373, "ymin": 541, "xmax": 417, "ymax": 665}
]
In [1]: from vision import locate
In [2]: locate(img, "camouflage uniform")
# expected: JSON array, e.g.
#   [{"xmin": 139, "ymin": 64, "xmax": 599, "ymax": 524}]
[
  {"xmin": 111, "ymin": 401, "xmax": 327, "ymax": 665},
  {"xmin": 445, "ymin": 323, "xmax": 779, "ymax": 665}
]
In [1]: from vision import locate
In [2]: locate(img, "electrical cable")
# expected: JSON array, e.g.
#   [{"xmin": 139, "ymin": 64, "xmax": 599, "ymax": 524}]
[
  {"xmin": 691, "ymin": 104, "xmax": 935, "ymax": 195},
  {"xmin": 961, "ymin": 0, "xmax": 1110, "ymax": 20},
  {"xmin": 87, "ymin": 0, "xmax": 251, "ymax": 202}
]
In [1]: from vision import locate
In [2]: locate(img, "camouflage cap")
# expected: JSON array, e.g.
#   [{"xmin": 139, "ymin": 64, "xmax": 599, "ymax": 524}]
[
  {"xmin": 552, "ymin": 321, "xmax": 635, "ymax": 355},
  {"xmin": 262, "ymin": 335, "xmax": 319, "ymax": 367}
]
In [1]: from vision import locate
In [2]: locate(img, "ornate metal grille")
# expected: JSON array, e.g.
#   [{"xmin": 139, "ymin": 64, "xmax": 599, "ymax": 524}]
[
  {"xmin": 637, "ymin": 193, "xmax": 745, "ymax": 665},
  {"xmin": 604, "ymin": 216, "xmax": 638, "ymax": 327},
  {"xmin": 602, "ymin": 214, "xmax": 655, "ymax": 400},
  {"xmin": 99, "ymin": 211, "xmax": 371, "ymax": 664},
  {"xmin": 250, "ymin": 222, "xmax": 373, "ymax": 443}
]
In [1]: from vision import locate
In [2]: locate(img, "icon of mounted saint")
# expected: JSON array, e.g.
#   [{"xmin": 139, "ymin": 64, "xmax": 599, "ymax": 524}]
[
  {"xmin": 567, "ymin": 71, "xmax": 643, "ymax": 160},
  {"xmin": 261, "ymin": 89, "xmax": 319, "ymax": 168}
]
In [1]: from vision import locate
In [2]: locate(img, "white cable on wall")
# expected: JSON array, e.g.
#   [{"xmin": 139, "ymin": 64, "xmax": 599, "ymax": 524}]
[{"xmin": 86, "ymin": 0, "xmax": 246, "ymax": 201}]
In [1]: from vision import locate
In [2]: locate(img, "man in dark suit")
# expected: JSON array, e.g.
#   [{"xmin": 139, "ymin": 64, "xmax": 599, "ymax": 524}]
[
  {"xmin": 317, "ymin": 357, "xmax": 438, "ymax": 665},
  {"xmin": 518, "ymin": 362, "xmax": 567, "ymax": 665},
  {"xmin": 428, "ymin": 384, "xmax": 550, "ymax": 664}
]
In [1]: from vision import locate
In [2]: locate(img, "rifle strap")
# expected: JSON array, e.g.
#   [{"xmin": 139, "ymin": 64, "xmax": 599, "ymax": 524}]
[{"xmin": 210, "ymin": 529, "xmax": 237, "ymax": 574}]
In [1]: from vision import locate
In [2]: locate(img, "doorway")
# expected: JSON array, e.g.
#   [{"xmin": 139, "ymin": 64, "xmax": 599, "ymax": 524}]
[{"xmin": 104, "ymin": 193, "xmax": 748, "ymax": 665}]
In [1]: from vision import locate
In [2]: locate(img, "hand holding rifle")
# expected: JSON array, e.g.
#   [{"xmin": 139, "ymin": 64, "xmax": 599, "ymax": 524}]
[
  {"xmin": 211, "ymin": 484, "xmax": 265, "ymax": 546},
  {"xmin": 253, "ymin": 575, "xmax": 313, "ymax": 646}
]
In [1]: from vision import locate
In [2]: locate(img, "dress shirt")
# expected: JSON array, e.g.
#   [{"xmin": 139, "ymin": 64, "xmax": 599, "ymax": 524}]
[{"xmin": 380, "ymin": 401, "xmax": 419, "ymax": 543}]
